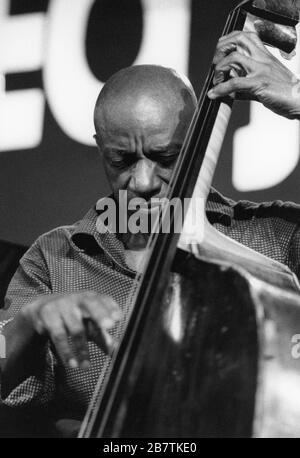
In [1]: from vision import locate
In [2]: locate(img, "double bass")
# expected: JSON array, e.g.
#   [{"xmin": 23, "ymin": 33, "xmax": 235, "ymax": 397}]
[{"xmin": 80, "ymin": 0, "xmax": 300, "ymax": 438}]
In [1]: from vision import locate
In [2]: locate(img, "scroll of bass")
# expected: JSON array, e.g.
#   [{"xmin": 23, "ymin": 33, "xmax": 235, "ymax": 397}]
[{"xmin": 80, "ymin": 0, "xmax": 300, "ymax": 438}]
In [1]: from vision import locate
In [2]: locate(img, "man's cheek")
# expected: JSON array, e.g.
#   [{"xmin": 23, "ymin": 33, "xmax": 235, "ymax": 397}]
[
  {"xmin": 105, "ymin": 166, "xmax": 122, "ymax": 183},
  {"xmin": 158, "ymin": 168, "xmax": 174, "ymax": 184},
  {"xmin": 111, "ymin": 175, "xmax": 129, "ymax": 193}
]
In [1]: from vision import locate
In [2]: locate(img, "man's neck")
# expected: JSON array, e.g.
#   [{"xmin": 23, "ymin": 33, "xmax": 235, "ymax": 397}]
[
  {"xmin": 120, "ymin": 232, "xmax": 150, "ymax": 251},
  {"xmin": 120, "ymin": 233, "xmax": 150, "ymax": 272}
]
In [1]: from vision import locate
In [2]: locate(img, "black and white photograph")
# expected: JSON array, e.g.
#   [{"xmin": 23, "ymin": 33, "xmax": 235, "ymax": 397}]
[{"xmin": 1, "ymin": 0, "xmax": 300, "ymax": 441}]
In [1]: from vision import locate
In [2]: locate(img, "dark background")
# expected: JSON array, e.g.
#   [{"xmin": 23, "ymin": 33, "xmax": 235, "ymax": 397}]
[{"xmin": 1, "ymin": 0, "xmax": 299, "ymax": 247}]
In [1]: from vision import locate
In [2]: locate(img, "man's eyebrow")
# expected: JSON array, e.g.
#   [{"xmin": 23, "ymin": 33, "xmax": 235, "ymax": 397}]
[
  {"xmin": 104, "ymin": 144, "xmax": 183, "ymax": 155},
  {"xmin": 103, "ymin": 148, "xmax": 130, "ymax": 155},
  {"xmin": 150, "ymin": 143, "xmax": 182, "ymax": 152}
]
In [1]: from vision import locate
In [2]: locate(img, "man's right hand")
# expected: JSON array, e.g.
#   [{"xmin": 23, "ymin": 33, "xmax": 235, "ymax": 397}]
[{"xmin": 19, "ymin": 291, "xmax": 122, "ymax": 370}]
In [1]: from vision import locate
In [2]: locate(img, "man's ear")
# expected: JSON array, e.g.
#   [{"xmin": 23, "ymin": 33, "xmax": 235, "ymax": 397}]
[{"xmin": 93, "ymin": 134, "xmax": 102, "ymax": 154}]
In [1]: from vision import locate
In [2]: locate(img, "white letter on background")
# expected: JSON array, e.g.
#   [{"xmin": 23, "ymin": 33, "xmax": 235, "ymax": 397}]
[
  {"xmin": 44, "ymin": 0, "xmax": 100, "ymax": 146},
  {"xmin": 134, "ymin": 0, "xmax": 191, "ymax": 75},
  {"xmin": 44, "ymin": 0, "xmax": 191, "ymax": 146},
  {"xmin": 0, "ymin": 0, "xmax": 45, "ymax": 152}
]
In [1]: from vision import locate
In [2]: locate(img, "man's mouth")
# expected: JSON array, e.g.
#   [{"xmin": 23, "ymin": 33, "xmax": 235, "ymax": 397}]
[{"xmin": 125, "ymin": 197, "xmax": 168, "ymax": 217}]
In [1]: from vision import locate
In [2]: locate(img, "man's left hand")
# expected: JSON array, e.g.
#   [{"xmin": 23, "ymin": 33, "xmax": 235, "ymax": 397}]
[{"xmin": 208, "ymin": 31, "xmax": 300, "ymax": 120}]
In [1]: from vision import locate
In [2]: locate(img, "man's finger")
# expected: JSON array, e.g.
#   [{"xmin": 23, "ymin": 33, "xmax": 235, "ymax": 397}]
[
  {"xmin": 84, "ymin": 318, "xmax": 118, "ymax": 356},
  {"xmin": 214, "ymin": 52, "xmax": 254, "ymax": 84},
  {"xmin": 82, "ymin": 294, "xmax": 121, "ymax": 355},
  {"xmin": 213, "ymin": 42, "xmax": 238, "ymax": 66},
  {"xmin": 208, "ymin": 76, "xmax": 256, "ymax": 100},
  {"xmin": 215, "ymin": 31, "xmax": 267, "ymax": 66},
  {"xmin": 81, "ymin": 293, "xmax": 121, "ymax": 324},
  {"xmin": 59, "ymin": 302, "xmax": 90, "ymax": 370},
  {"xmin": 218, "ymin": 31, "xmax": 265, "ymax": 51},
  {"xmin": 40, "ymin": 304, "xmax": 77, "ymax": 369}
]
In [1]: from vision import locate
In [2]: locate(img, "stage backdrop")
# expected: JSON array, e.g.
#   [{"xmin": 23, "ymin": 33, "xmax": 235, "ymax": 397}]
[{"xmin": 1, "ymin": 0, "xmax": 300, "ymax": 246}]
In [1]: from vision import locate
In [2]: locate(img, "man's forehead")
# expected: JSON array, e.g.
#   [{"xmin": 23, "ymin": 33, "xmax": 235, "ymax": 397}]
[
  {"xmin": 98, "ymin": 91, "xmax": 182, "ymax": 125},
  {"xmin": 98, "ymin": 121, "xmax": 185, "ymax": 152},
  {"xmin": 95, "ymin": 93, "xmax": 196, "ymax": 143}
]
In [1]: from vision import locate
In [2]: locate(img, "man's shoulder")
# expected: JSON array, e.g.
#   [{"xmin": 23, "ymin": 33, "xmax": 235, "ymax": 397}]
[
  {"xmin": 30, "ymin": 206, "xmax": 98, "ymax": 253},
  {"xmin": 209, "ymin": 188, "xmax": 300, "ymax": 225},
  {"xmin": 35, "ymin": 224, "xmax": 77, "ymax": 244},
  {"xmin": 20, "ymin": 225, "xmax": 78, "ymax": 266},
  {"xmin": 232, "ymin": 197, "xmax": 300, "ymax": 224}
]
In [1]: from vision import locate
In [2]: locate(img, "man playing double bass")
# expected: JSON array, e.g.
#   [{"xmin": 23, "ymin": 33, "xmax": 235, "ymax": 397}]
[{"xmin": 1, "ymin": 31, "xmax": 300, "ymax": 436}]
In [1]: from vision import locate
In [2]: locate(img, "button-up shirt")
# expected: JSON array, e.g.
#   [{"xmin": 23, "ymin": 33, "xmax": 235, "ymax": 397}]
[{"xmin": 2, "ymin": 189, "xmax": 300, "ymax": 420}]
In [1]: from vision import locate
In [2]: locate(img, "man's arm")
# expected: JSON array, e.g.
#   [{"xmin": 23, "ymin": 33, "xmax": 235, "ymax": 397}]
[
  {"xmin": 0, "ymin": 237, "xmax": 122, "ymax": 402},
  {"xmin": 0, "ymin": 241, "xmax": 54, "ymax": 401}
]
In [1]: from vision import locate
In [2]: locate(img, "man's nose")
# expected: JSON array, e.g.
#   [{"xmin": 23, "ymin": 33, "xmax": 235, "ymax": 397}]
[{"xmin": 128, "ymin": 159, "xmax": 161, "ymax": 198}]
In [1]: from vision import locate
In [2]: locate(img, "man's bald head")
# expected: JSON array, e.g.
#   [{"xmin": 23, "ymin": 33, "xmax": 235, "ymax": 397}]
[{"xmin": 94, "ymin": 65, "xmax": 197, "ymax": 136}]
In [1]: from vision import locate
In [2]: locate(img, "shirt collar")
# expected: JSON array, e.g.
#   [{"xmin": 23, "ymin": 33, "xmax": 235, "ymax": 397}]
[
  {"xmin": 71, "ymin": 188, "xmax": 234, "ymax": 258},
  {"xmin": 71, "ymin": 206, "xmax": 130, "ymax": 271}
]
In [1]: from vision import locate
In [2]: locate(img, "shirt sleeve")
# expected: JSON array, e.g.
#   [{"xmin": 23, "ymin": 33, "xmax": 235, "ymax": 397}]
[
  {"xmin": 0, "ymin": 239, "xmax": 56, "ymax": 409},
  {"xmin": 287, "ymin": 224, "xmax": 300, "ymax": 283}
]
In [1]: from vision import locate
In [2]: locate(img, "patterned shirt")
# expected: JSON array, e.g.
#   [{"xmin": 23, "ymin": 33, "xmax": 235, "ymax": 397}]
[{"xmin": 2, "ymin": 189, "xmax": 300, "ymax": 421}]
